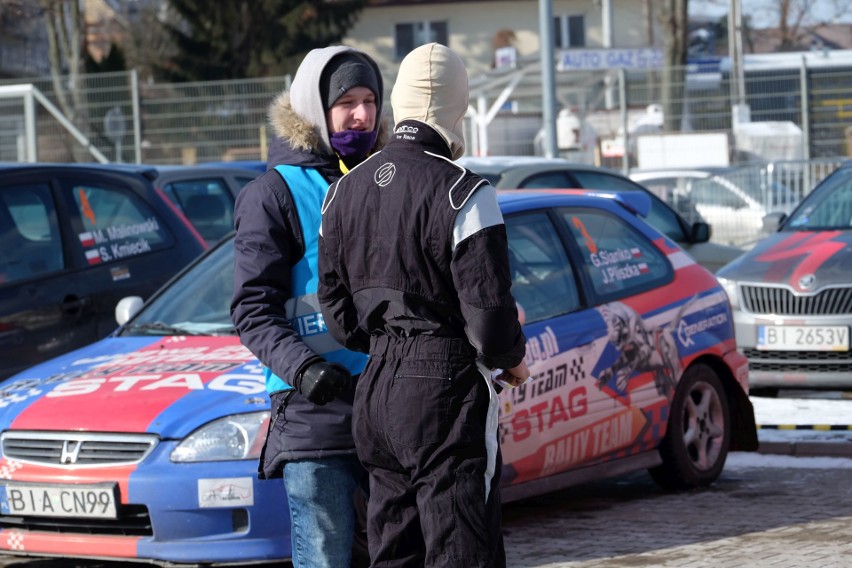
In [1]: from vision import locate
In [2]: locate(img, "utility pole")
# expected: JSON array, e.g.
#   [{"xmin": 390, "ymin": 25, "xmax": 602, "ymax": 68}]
[{"xmin": 539, "ymin": 0, "xmax": 558, "ymax": 158}]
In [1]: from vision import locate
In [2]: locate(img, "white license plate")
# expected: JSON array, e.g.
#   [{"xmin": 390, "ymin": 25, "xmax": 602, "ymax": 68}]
[
  {"xmin": 757, "ymin": 325, "xmax": 850, "ymax": 351},
  {"xmin": 3, "ymin": 482, "xmax": 118, "ymax": 519}
]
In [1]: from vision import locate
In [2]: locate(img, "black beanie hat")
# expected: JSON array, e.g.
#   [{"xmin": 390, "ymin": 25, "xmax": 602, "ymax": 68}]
[{"xmin": 320, "ymin": 53, "xmax": 380, "ymax": 110}]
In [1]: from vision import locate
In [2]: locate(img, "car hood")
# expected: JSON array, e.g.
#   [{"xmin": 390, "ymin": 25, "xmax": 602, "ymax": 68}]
[
  {"xmin": 717, "ymin": 230, "xmax": 851, "ymax": 291},
  {"xmin": 0, "ymin": 336, "xmax": 266, "ymax": 439}
]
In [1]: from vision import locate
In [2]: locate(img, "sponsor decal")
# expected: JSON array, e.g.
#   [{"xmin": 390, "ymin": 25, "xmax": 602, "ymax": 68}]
[
  {"xmin": 374, "ymin": 162, "xmax": 395, "ymax": 187},
  {"xmin": 110, "ymin": 266, "xmax": 131, "ymax": 281},
  {"xmin": 394, "ymin": 125, "xmax": 418, "ymax": 135},
  {"xmin": 524, "ymin": 327, "xmax": 559, "ymax": 367},
  {"xmin": 677, "ymin": 312, "xmax": 729, "ymax": 347},
  {"xmin": 507, "ymin": 386, "xmax": 588, "ymax": 443},
  {"xmin": 538, "ymin": 407, "xmax": 647, "ymax": 475},
  {"xmin": 198, "ymin": 478, "xmax": 254, "ymax": 508},
  {"xmin": 290, "ymin": 311, "xmax": 327, "ymax": 337}
]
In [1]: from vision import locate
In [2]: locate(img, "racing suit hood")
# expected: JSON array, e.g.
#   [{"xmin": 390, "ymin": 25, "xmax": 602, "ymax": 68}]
[
  {"xmin": 391, "ymin": 42, "xmax": 468, "ymax": 160},
  {"xmin": 269, "ymin": 45, "xmax": 386, "ymax": 159}
]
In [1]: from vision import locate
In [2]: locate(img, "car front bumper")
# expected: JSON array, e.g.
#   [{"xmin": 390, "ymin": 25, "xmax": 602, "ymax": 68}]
[
  {"xmin": 732, "ymin": 309, "xmax": 852, "ymax": 389},
  {"xmin": 0, "ymin": 444, "xmax": 291, "ymax": 565}
]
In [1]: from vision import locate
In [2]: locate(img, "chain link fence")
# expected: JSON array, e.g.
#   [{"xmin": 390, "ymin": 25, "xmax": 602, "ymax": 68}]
[{"xmin": 0, "ymin": 63, "xmax": 849, "ymax": 246}]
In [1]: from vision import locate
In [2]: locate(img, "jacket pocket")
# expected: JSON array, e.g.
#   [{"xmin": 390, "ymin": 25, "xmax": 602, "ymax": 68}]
[{"xmin": 386, "ymin": 359, "xmax": 453, "ymax": 447}]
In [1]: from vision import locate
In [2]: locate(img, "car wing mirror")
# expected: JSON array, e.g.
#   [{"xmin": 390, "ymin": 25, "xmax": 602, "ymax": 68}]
[
  {"xmin": 690, "ymin": 221, "xmax": 711, "ymax": 243},
  {"xmin": 761, "ymin": 212, "xmax": 786, "ymax": 233},
  {"xmin": 116, "ymin": 296, "xmax": 145, "ymax": 326}
]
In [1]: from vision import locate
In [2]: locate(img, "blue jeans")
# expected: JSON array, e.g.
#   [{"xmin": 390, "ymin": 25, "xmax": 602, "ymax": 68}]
[{"xmin": 283, "ymin": 455, "xmax": 365, "ymax": 568}]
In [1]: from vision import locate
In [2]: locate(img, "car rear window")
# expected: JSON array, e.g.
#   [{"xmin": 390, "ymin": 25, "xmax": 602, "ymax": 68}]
[
  {"xmin": 562, "ymin": 207, "xmax": 672, "ymax": 303},
  {"xmin": 161, "ymin": 178, "xmax": 234, "ymax": 244},
  {"xmin": 70, "ymin": 184, "xmax": 171, "ymax": 265}
]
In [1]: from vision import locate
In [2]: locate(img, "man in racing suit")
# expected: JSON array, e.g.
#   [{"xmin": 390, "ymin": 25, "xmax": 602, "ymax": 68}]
[
  {"xmin": 318, "ymin": 43, "xmax": 529, "ymax": 567},
  {"xmin": 231, "ymin": 46, "xmax": 386, "ymax": 567}
]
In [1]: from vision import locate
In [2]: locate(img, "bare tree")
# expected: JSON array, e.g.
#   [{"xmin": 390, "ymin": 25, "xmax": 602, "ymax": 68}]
[
  {"xmin": 39, "ymin": 0, "xmax": 87, "ymax": 125},
  {"xmin": 758, "ymin": 0, "xmax": 852, "ymax": 50},
  {"xmin": 658, "ymin": 0, "xmax": 689, "ymax": 131}
]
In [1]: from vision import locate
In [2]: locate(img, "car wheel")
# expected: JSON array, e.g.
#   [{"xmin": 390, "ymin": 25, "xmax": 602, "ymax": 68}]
[{"xmin": 649, "ymin": 363, "xmax": 730, "ymax": 489}]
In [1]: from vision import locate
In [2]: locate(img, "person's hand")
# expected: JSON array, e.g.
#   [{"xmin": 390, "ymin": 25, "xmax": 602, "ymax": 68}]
[
  {"xmin": 493, "ymin": 360, "xmax": 531, "ymax": 388},
  {"xmin": 295, "ymin": 361, "xmax": 350, "ymax": 405},
  {"xmin": 506, "ymin": 360, "xmax": 530, "ymax": 383}
]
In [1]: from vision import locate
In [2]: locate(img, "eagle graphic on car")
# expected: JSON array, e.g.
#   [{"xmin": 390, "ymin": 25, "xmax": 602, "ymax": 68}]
[{"xmin": 595, "ymin": 298, "xmax": 694, "ymax": 398}]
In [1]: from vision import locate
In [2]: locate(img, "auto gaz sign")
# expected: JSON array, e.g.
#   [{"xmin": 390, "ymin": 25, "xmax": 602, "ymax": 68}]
[{"xmin": 558, "ymin": 48, "xmax": 663, "ymax": 71}]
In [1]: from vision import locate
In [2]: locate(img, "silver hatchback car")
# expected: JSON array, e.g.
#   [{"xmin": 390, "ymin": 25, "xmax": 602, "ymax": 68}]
[{"xmin": 716, "ymin": 162, "xmax": 852, "ymax": 393}]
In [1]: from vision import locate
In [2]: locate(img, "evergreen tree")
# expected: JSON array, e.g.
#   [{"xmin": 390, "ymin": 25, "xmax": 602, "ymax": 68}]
[{"xmin": 159, "ymin": 0, "xmax": 367, "ymax": 81}]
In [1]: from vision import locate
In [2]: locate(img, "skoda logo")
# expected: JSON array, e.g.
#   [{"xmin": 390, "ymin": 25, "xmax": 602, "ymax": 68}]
[
  {"xmin": 374, "ymin": 162, "xmax": 396, "ymax": 187},
  {"xmin": 798, "ymin": 274, "xmax": 816, "ymax": 290}
]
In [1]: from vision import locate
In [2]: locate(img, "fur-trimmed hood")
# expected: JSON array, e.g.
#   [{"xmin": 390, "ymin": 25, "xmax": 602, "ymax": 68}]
[
  {"xmin": 267, "ymin": 92, "xmax": 387, "ymax": 163},
  {"xmin": 266, "ymin": 46, "xmax": 387, "ymax": 167}
]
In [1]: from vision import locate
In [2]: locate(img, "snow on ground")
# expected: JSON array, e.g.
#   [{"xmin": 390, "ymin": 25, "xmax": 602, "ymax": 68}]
[
  {"xmin": 731, "ymin": 394, "xmax": 852, "ymax": 468},
  {"xmin": 751, "ymin": 394, "xmax": 852, "ymax": 426}
]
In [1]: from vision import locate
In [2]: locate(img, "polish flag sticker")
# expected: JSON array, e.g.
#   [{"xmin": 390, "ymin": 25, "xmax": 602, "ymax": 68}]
[
  {"xmin": 85, "ymin": 249, "xmax": 102, "ymax": 265},
  {"xmin": 79, "ymin": 232, "xmax": 96, "ymax": 247}
]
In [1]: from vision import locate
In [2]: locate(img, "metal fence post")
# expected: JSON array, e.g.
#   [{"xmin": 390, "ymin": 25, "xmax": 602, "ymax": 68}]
[
  {"xmin": 799, "ymin": 56, "xmax": 811, "ymax": 193},
  {"xmin": 22, "ymin": 88, "xmax": 36, "ymax": 162},
  {"xmin": 131, "ymin": 69, "xmax": 142, "ymax": 164}
]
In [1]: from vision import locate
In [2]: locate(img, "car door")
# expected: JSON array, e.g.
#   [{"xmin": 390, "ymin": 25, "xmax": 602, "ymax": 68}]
[
  {"xmin": 57, "ymin": 172, "xmax": 186, "ymax": 341},
  {"xmin": 499, "ymin": 208, "xmax": 612, "ymax": 487},
  {"xmin": 0, "ymin": 179, "xmax": 69, "ymax": 379},
  {"xmin": 499, "ymin": 203, "xmax": 676, "ymax": 489}
]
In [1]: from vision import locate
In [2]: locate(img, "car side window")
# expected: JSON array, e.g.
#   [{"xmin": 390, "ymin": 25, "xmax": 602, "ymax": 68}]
[
  {"xmin": 0, "ymin": 184, "xmax": 63, "ymax": 284},
  {"xmin": 69, "ymin": 184, "xmax": 170, "ymax": 265},
  {"xmin": 692, "ymin": 178, "xmax": 748, "ymax": 209},
  {"xmin": 504, "ymin": 211, "xmax": 580, "ymax": 323},
  {"xmin": 162, "ymin": 178, "xmax": 234, "ymax": 243},
  {"xmin": 562, "ymin": 208, "xmax": 672, "ymax": 303}
]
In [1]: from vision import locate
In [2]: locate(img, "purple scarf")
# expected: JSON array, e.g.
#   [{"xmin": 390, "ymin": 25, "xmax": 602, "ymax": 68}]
[{"xmin": 330, "ymin": 129, "xmax": 378, "ymax": 162}]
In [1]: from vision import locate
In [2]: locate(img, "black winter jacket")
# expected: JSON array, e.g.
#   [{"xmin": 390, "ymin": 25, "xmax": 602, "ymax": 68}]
[
  {"xmin": 230, "ymin": 92, "xmax": 386, "ymax": 478},
  {"xmin": 318, "ymin": 120, "xmax": 526, "ymax": 370}
]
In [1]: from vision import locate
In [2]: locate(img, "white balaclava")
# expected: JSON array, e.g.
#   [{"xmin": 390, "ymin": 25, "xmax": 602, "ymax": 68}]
[{"xmin": 391, "ymin": 43, "xmax": 469, "ymax": 160}]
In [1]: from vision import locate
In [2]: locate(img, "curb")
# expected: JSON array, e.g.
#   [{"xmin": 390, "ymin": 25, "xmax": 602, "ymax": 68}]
[
  {"xmin": 755, "ymin": 424, "xmax": 852, "ymax": 458},
  {"xmin": 757, "ymin": 440, "xmax": 852, "ymax": 458}
]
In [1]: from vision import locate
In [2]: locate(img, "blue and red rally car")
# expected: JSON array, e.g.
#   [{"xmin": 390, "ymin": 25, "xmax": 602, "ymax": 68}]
[{"xmin": 0, "ymin": 190, "xmax": 756, "ymax": 564}]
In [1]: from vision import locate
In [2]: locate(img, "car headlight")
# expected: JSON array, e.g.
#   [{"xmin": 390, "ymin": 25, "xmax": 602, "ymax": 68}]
[
  {"xmin": 171, "ymin": 411, "xmax": 270, "ymax": 463},
  {"xmin": 716, "ymin": 276, "xmax": 740, "ymax": 310}
]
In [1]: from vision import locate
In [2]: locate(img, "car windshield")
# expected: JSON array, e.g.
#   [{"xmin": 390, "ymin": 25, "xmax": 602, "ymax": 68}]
[
  {"xmin": 120, "ymin": 236, "xmax": 235, "ymax": 336},
  {"xmin": 785, "ymin": 168, "xmax": 852, "ymax": 231}
]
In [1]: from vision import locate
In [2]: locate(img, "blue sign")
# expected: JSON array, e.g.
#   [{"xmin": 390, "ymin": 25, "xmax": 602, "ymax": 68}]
[{"xmin": 558, "ymin": 48, "xmax": 663, "ymax": 71}]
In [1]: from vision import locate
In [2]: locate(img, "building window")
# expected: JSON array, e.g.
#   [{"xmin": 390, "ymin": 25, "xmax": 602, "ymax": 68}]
[
  {"xmin": 554, "ymin": 14, "xmax": 585, "ymax": 48},
  {"xmin": 394, "ymin": 21, "xmax": 448, "ymax": 59}
]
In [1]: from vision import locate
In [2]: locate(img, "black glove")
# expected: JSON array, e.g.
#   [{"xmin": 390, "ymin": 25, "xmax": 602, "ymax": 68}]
[{"xmin": 294, "ymin": 361, "xmax": 350, "ymax": 405}]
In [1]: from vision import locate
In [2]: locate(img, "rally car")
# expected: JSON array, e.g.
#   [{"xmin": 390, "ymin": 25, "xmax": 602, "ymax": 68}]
[{"xmin": 0, "ymin": 190, "xmax": 756, "ymax": 564}]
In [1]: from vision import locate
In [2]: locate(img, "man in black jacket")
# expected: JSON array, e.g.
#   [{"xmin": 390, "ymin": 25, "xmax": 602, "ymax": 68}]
[
  {"xmin": 231, "ymin": 46, "xmax": 385, "ymax": 568},
  {"xmin": 318, "ymin": 43, "xmax": 529, "ymax": 567}
]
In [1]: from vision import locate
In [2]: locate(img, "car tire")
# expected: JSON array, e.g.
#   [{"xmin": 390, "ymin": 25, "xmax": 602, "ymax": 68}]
[{"xmin": 649, "ymin": 363, "xmax": 730, "ymax": 489}]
